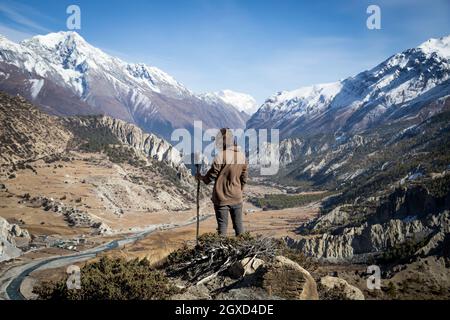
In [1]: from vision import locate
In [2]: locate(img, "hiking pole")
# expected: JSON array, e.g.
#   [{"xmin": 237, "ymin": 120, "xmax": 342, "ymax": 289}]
[{"xmin": 195, "ymin": 155, "xmax": 201, "ymax": 246}]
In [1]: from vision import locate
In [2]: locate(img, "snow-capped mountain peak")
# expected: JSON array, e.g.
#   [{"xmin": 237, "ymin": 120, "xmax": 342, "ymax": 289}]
[
  {"xmin": 248, "ymin": 34, "xmax": 450, "ymax": 138},
  {"xmin": 199, "ymin": 89, "xmax": 258, "ymax": 115},
  {"xmin": 15, "ymin": 31, "xmax": 192, "ymax": 97},
  {"xmin": 23, "ymin": 31, "xmax": 86, "ymax": 49},
  {"xmin": 0, "ymin": 31, "xmax": 248, "ymax": 139},
  {"xmin": 264, "ymin": 82, "xmax": 342, "ymax": 112},
  {"xmin": 418, "ymin": 35, "xmax": 450, "ymax": 59},
  {"xmin": 21, "ymin": 31, "xmax": 122, "ymax": 71}
]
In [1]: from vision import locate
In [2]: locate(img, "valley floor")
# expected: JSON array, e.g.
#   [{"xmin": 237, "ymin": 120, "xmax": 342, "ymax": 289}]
[
  {"xmin": 1, "ymin": 151, "xmax": 448, "ymax": 300},
  {"xmin": 0, "ymin": 151, "xmax": 320, "ymax": 299}
]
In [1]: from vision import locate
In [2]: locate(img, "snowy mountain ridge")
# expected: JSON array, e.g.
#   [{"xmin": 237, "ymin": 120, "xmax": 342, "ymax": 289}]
[
  {"xmin": 418, "ymin": 35, "xmax": 450, "ymax": 59},
  {"xmin": 18, "ymin": 31, "xmax": 191, "ymax": 97},
  {"xmin": 247, "ymin": 35, "xmax": 450, "ymax": 138},
  {"xmin": 0, "ymin": 31, "xmax": 249, "ymax": 139},
  {"xmin": 199, "ymin": 89, "xmax": 258, "ymax": 115}
]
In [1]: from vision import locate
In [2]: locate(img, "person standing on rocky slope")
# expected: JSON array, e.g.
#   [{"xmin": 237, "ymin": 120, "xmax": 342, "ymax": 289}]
[{"xmin": 196, "ymin": 128, "xmax": 248, "ymax": 236}]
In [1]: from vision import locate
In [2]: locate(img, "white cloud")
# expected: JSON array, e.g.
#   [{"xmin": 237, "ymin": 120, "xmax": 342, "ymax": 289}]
[{"xmin": 0, "ymin": 1, "xmax": 52, "ymax": 35}]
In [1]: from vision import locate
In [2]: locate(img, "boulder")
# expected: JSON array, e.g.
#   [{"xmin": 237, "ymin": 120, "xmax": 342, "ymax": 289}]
[
  {"xmin": 11, "ymin": 224, "xmax": 30, "ymax": 238},
  {"xmin": 263, "ymin": 255, "xmax": 318, "ymax": 300},
  {"xmin": 170, "ymin": 283, "xmax": 211, "ymax": 300},
  {"xmin": 0, "ymin": 216, "xmax": 23, "ymax": 262},
  {"xmin": 228, "ymin": 257, "xmax": 265, "ymax": 278},
  {"xmin": 319, "ymin": 276, "xmax": 365, "ymax": 300},
  {"xmin": 94, "ymin": 222, "xmax": 112, "ymax": 235}
]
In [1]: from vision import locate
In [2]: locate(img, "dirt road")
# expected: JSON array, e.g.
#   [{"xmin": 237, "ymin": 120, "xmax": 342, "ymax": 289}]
[{"xmin": 0, "ymin": 215, "xmax": 213, "ymax": 300}]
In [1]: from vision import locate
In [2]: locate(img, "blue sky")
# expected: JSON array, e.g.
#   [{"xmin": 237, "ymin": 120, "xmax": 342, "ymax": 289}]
[{"xmin": 0, "ymin": 0, "xmax": 449, "ymax": 103}]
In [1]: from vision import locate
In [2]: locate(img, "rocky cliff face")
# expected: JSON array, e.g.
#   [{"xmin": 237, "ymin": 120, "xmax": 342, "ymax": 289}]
[
  {"xmin": 0, "ymin": 216, "xmax": 31, "ymax": 262},
  {"xmin": 0, "ymin": 91, "xmax": 187, "ymax": 173},
  {"xmin": 264, "ymin": 97, "xmax": 450, "ymax": 200},
  {"xmin": 64, "ymin": 115, "xmax": 184, "ymax": 169},
  {"xmin": 287, "ymin": 184, "xmax": 450, "ymax": 263}
]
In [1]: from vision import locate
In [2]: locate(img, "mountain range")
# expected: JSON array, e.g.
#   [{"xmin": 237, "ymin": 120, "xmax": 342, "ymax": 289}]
[
  {"xmin": 1, "ymin": 32, "xmax": 450, "ymax": 300},
  {"xmin": 0, "ymin": 31, "xmax": 252, "ymax": 140},
  {"xmin": 242, "ymin": 36, "xmax": 450, "ymax": 269},
  {"xmin": 248, "ymin": 35, "xmax": 450, "ymax": 140},
  {"xmin": 1, "ymin": 31, "xmax": 450, "ymax": 166}
]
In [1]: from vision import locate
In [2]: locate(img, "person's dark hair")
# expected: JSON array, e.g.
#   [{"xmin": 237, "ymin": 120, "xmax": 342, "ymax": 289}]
[{"xmin": 217, "ymin": 128, "xmax": 234, "ymax": 150}]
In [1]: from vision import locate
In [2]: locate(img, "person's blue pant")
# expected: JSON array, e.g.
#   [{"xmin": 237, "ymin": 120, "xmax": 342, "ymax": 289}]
[{"xmin": 214, "ymin": 203, "xmax": 245, "ymax": 236}]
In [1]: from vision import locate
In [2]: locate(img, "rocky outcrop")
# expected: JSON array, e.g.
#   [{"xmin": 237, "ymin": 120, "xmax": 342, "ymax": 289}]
[
  {"xmin": 279, "ymin": 138, "xmax": 304, "ymax": 164},
  {"xmin": 0, "ymin": 216, "xmax": 31, "ymax": 262},
  {"xmin": 262, "ymin": 256, "xmax": 319, "ymax": 300},
  {"xmin": 0, "ymin": 92, "xmax": 187, "ymax": 173},
  {"xmin": 228, "ymin": 257, "xmax": 265, "ymax": 278},
  {"xmin": 287, "ymin": 185, "xmax": 450, "ymax": 262},
  {"xmin": 0, "ymin": 91, "xmax": 193, "ymax": 192},
  {"xmin": 92, "ymin": 222, "xmax": 112, "ymax": 236},
  {"xmin": 65, "ymin": 115, "xmax": 184, "ymax": 168},
  {"xmin": 319, "ymin": 276, "xmax": 365, "ymax": 300},
  {"xmin": 289, "ymin": 211, "xmax": 449, "ymax": 262}
]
